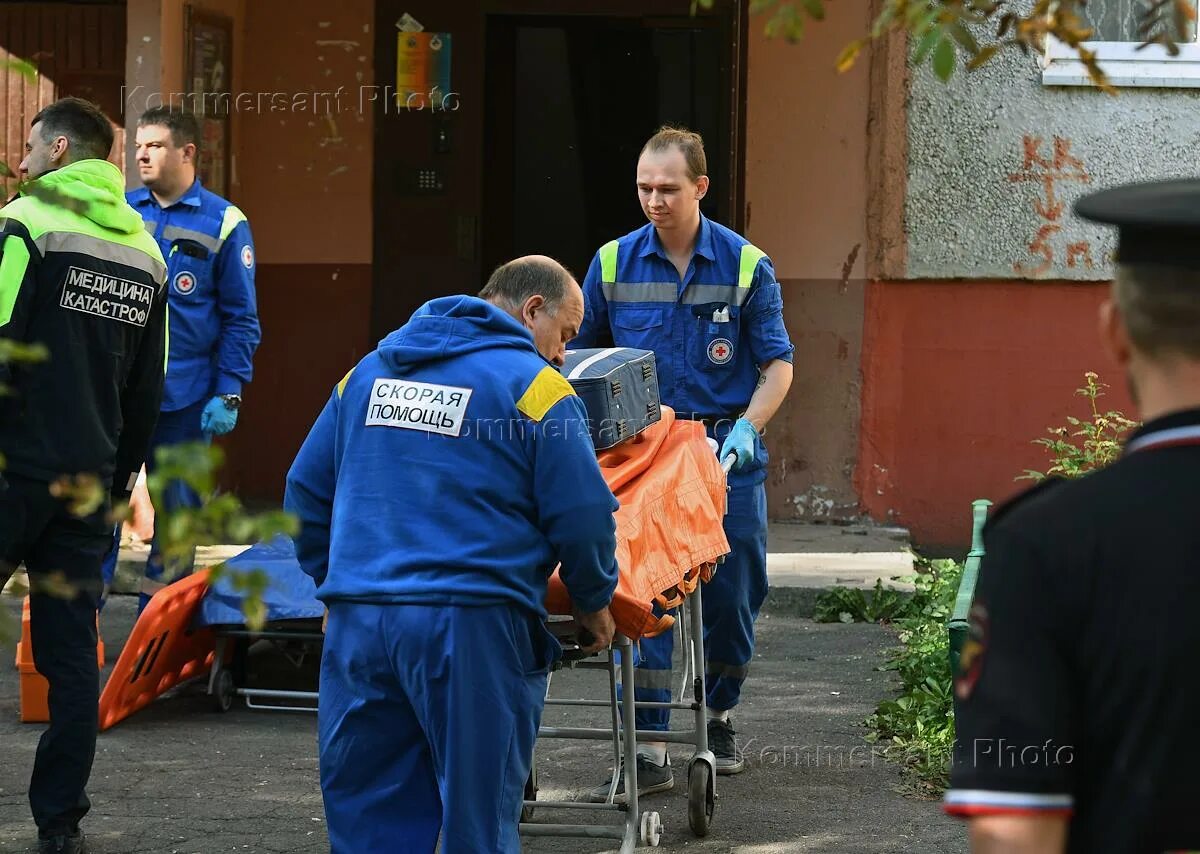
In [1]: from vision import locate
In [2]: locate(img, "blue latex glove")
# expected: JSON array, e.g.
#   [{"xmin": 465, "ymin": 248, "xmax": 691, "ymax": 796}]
[
  {"xmin": 200, "ymin": 396, "xmax": 239, "ymax": 436},
  {"xmin": 719, "ymin": 417, "xmax": 758, "ymax": 472}
]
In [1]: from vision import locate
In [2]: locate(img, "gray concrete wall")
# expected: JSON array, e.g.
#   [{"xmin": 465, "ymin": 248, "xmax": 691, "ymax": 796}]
[{"xmin": 905, "ymin": 14, "xmax": 1200, "ymax": 281}]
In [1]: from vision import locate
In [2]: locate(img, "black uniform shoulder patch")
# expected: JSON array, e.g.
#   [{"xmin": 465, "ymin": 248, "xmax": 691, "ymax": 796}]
[{"xmin": 984, "ymin": 476, "xmax": 1067, "ymax": 533}]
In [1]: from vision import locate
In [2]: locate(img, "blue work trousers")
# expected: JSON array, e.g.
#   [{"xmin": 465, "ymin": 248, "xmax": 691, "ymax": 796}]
[
  {"xmin": 100, "ymin": 399, "xmax": 207, "ymax": 612},
  {"xmin": 632, "ymin": 479, "xmax": 768, "ymax": 730},
  {"xmin": 318, "ymin": 601, "xmax": 558, "ymax": 853}
]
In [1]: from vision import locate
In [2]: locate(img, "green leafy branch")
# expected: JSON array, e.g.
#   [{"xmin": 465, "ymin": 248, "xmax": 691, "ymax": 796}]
[
  {"xmin": 0, "ymin": 56, "xmax": 36, "ymax": 190},
  {"xmin": 694, "ymin": 0, "xmax": 1197, "ymax": 89},
  {"xmin": 147, "ymin": 442, "xmax": 298, "ymax": 630}
]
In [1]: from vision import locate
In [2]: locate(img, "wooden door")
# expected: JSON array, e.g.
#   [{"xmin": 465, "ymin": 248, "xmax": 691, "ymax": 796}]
[{"xmin": 0, "ymin": 3, "xmax": 126, "ymax": 196}]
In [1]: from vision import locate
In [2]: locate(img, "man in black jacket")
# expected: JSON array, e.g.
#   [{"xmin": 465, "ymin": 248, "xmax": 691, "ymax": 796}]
[
  {"xmin": 0, "ymin": 97, "xmax": 167, "ymax": 854},
  {"xmin": 945, "ymin": 179, "xmax": 1200, "ymax": 853}
]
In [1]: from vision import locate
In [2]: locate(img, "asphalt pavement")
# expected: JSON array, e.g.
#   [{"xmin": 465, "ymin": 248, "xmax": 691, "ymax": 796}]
[{"xmin": 0, "ymin": 589, "xmax": 965, "ymax": 853}]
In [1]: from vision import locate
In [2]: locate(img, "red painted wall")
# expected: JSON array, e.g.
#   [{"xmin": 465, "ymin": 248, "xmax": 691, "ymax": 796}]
[
  {"xmin": 221, "ymin": 265, "xmax": 372, "ymax": 500},
  {"xmin": 855, "ymin": 279, "xmax": 1136, "ymax": 550}
]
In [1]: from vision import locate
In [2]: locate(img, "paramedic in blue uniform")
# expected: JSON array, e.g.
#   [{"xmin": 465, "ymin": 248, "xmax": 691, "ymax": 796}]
[
  {"xmin": 101, "ymin": 106, "xmax": 260, "ymax": 611},
  {"xmin": 576, "ymin": 125, "xmax": 794, "ymax": 798},
  {"xmin": 945, "ymin": 182, "xmax": 1200, "ymax": 853},
  {"xmin": 285, "ymin": 255, "xmax": 620, "ymax": 854}
]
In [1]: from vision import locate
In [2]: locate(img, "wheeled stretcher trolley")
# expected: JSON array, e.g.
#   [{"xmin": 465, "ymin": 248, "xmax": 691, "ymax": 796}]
[
  {"xmin": 523, "ymin": 554, "xmax": 726, "ymax": 850},
  {"xmin": 99, "ymin": 404, "xmax": 732, "ymax": 852},
  {"xmin": 517, "ymin": 405, "xmax": 733, "ymax": 849}
]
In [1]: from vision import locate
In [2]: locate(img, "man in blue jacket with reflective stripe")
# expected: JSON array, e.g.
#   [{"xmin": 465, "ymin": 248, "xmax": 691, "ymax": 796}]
[
  {"xmin": 576, "ymin": 126, "xmax": 794, "ymax": 797},
  {"xmin": 101, "ymin": 106, "xmax": 260, "ymax": 611},
  {"xmin": 285, "ymin": 256, "xmax": 619, "ymax": 854}
]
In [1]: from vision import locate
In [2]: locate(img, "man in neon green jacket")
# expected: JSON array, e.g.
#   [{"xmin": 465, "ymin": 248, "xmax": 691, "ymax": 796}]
[{"xmin": 0, "ymin": 97, "xmax": 167, "ymax": 854}]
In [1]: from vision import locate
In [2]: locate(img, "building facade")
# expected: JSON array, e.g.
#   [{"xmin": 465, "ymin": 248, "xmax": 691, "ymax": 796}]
[{"xmin": 2, "ymin": 0, "xmax": 1172, "ymax": 549}]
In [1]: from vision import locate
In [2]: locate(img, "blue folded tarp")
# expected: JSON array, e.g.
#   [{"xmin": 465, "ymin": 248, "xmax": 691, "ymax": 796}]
[{"xmin": 197, "ymin": 534, "xmax": 324, "ymax": 627}]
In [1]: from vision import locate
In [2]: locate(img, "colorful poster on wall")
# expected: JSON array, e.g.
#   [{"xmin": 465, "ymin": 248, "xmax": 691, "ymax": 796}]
[{"xmin": 396, "ymin": 31, "xmax": 452, "ymax": 110}]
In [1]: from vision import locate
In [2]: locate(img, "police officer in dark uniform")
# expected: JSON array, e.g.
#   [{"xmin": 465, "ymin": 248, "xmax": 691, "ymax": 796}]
[{"xmin": 944, "ymin": 178, "xmax": 1200, "ymax": 853}]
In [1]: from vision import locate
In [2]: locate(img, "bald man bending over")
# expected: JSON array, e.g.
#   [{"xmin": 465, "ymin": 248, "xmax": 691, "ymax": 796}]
[{"xmin": 285, "ymin": 256, "xmax": 619, "ymax": 853}]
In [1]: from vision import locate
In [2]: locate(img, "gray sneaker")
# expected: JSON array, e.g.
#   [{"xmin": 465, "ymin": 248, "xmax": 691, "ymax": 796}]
[
  {"xmin": 583, "ymin": 754, "xmax": 674, "ymax": 803},
  {"xmin": 708, "ymin": 718, "xmax": 745, "ymax": 774}
]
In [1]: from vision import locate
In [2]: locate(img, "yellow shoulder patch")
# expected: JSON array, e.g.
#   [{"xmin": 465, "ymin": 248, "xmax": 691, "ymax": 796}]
[
  {"xmin": 336, "ymin": 367, "xmax": 354, "ymax": 398},
  {"xmin": 599, "ymin": 239, "xmax": 619, "ymax": 284},
  {"xmin": 516, "ymin": 366, "xmax": 575, "ymax": 422},
  {"xmin": 738, "ymin": 243, "xmax": 767, "ymax": 288},
  {"xmin": 219, "ymin": 205, "xmax": 248, "ymax": 241}
]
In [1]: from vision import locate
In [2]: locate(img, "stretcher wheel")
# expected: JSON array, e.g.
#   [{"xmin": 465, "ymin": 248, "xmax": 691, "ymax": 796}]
[
  {"xmin": 687, "ymin": 761, "xmax": 714, "ymax": 837},
  {"xmin": 639, "ymin": 810, "xmax": 662, "ymax": 847},
  {"xmin": 521, "ymin": 765, "xmax": 537, "ymax": 822},
  {"xmin": 213, "ymin": 668, "xmax": 235, "ymax": 713}
]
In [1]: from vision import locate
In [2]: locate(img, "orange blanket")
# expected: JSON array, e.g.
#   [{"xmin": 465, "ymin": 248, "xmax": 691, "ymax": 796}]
[{"xmin": 544, "ymin": 407, "xmax": 730, "ymax": 640}]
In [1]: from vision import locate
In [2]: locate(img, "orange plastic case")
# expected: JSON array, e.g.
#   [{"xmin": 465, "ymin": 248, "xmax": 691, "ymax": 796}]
[{"xmin": 16, "ymin": 596, "xmax": 105, "ymax": 724}]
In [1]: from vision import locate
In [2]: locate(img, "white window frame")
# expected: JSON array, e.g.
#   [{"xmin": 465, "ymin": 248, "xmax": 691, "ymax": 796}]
[{"xmin": 1042, "ymin": 32, "xmax": 1200, "ymax": 88}]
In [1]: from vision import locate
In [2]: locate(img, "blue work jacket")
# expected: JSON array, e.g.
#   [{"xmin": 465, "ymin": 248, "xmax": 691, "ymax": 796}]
[
  {"xmin": 574, "ymin": 214, "xmax": 794, "ymax": 419},
  {"xmin": 128, "ymin": 180, "xmax": 261, "ymax": 412},
  {"xmin": 284, "ymin": 296, "xmax": 619, "ymax": 616}
]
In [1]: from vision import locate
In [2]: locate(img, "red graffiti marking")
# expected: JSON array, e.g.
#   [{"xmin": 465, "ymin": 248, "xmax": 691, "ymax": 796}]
[
  {"xmin": 1009, "ymin": 136, "xmax": 1093, "ymax": 274},
  {"xmin": 1014, "ymin": 223, "xmax": 1062, "ymax": 277},
  {"xmin": 1066, "ymin": 242, "xmax": 1094, "ymax": 270}
]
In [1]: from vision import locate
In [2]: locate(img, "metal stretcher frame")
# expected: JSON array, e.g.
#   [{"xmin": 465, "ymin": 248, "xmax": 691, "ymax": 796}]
[
  {"xmin": 206, "ymin": 624, "xmax": 322, "ymax": 713},
  {"xmin": 521, "ymin": 582, "xmax": 717, "ymax": 850},
  {"xmin": 203, "ymin": 584, "xmax": 716, "ymax": 850},
  {"xmin": 201, "ymin": 446, "xmax": 732, "ymax": 850},
  {"xmin": 519, "ymin": 453, "xmax": 733, "ymax": 850},
  {"xmin": 203, "ymin": 591, "xmax": 716, "ymax": 849}
]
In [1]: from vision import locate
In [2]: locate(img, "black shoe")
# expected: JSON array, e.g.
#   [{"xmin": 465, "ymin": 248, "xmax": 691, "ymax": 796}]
[
  {"xmin": 708, "ymin": 718, "xmax": 745, "ymax": 775},
  {"xmin": 583, "ymin": 754, "xmax": 675, "ymax": 803},
  {"xmin": 37, "ymin": 830, "xmax": 87, "ymax": 854}
]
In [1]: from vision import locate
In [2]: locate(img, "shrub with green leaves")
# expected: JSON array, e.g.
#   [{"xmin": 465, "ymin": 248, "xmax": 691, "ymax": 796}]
[
  {"xmin": 813, "ymin": 578, "xmax": 914, "ymax": 624},
  {"xmin": 863, "ymin": 557, "xmax": 963, "ymax": 793},
  {"xmin": 1022, "ymin": 372, "xmax": 1139, "ymax": 482},
  {"xmin": 859, "ymin": 374, "xmax": 1138, "ymax": 793}
]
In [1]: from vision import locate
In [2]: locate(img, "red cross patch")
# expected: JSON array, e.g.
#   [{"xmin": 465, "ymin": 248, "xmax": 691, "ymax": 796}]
[
  {"xmin": 707, "ymin": 337, "xmax": 733, "ymax": 365},
  {"xmin": 173, "ymin": 271, "xmax": 196, "ymax": 295}
]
